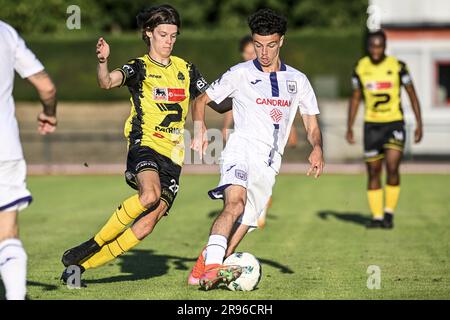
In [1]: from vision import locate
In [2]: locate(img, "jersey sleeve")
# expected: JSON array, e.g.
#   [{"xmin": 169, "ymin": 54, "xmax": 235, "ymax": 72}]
[
  {"xmin": 13, "ymin": 30, "xmax": 44, "ymax": 78},
  {"xmin": 205, "ymin": 68, "xmax": 239, "ymax": 104},
  {"xmin": 188, "ymin": 63, "xmax": 209, "ymax": 99},
  {"xmin": 351, "ymin": 67, "xmax": 362, "ymax": 90},
  {"xmin": 298, "ymin": 76, "xmax": 320, "ymax": 115},
  {"xmin": 114, "ymin": 59, "xmax": 143, "ymax": 88},
  {"xmin": 399, "ymin": 61, "xmax": 413, "ymax": 86}
]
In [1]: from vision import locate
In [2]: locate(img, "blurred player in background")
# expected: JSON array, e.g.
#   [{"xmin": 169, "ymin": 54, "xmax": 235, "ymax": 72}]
[
  {"xmin": 189, "ymin": 8, "xmax": 324, "ymax": 290},
  {"xmin": 60, "ymin": 5, "xmax": 209, "ymax": 284},
  {"xmin": 0, "ymin": 20, "xmax": 57, "ymax": 299},
  {"xmin": 346, "ymin": 30, "xmax": 423, "ymax": 229}
]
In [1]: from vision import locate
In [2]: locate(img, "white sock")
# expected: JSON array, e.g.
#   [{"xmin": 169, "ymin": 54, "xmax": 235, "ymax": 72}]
[
  {"xmin": 0, "ymin": 239, "xmax": 27, "ymax": 300},
  {"xmin": 204, "ymin": 234, "xmax": 227, "ymax": 266}
]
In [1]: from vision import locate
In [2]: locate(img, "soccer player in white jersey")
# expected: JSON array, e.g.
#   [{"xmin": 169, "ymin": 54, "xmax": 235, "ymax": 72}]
[
  {"xmin": 0, "ymin": 20, "xmax": 57, "ymax": 299},
  {"xmin": 189, "ymin": 9, "xmax": 324, "ymax": 290}
]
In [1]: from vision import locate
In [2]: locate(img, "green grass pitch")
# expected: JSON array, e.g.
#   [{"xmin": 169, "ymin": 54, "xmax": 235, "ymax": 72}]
[{"xmin": 5, "ymin": 174, "xmax": 449, "ymax": 299}]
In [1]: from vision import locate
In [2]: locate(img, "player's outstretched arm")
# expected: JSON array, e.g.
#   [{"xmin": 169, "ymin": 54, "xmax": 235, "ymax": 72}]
[
  {"xmin": 405, "ymin": 83, "xmax": 423, "ymax": 143},
  {"xmin": 346, "ymin": 89, "xmax": 361, "ymax": 144},
  {"xmin": 27, "ymin": 70, "xmax": 57, "ymax": 135},
  {"xmin": 302, "ymin": 114, "xmax": 324, "ymax": 178},
  {"xmin": 96, "ymin": 37, "xmax": 123, "ymax": 89},
  {"xmin": 191, "ymin": 92, "xmax": 212, "ymax": 159}
]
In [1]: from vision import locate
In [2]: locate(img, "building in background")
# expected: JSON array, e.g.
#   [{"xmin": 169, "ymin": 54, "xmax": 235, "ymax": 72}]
[{"xmin": 372, "ymin": 0, "xmax": 450, "ymax": 157}]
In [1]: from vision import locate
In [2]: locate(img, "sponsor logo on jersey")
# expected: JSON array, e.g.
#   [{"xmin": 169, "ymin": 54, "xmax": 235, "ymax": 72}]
[
  {"xmin": 196, "ymin": 78, "xmax": 208, "ymax": 91},
  {"xmin": 286, "ymin": 80, "xmax": 297, "ymax": 93},
  {"xmin": 256, "ymin": 98, "xmax": 291, "ymax": 107},
  {"xmin": 168, "ymin": 88, "xmax": 186, "ymax": 102},
  {"xmin": 153, "ymin": 88, "xmax": 186, "ymax": 102},
  {"xmin": 154, "ymin": 88, "xmax": 168, "ymax": 100},
  {"xmin": 250, "ymin": 79, "xmax": 262, "ymax": 85},
  {"xmin": 154, "ymin": 126, "xmax": 182, "ymax": 135},
  {"xmin": 365, "ymin": 81, "xmax": 393, "ymax": 91},
  {"xmin": 270, "ymin": 108, "xmax": 283, "ymax": 123},
  {"xmin": 148, "ymin": 74, "xmax": 162, "ymax": 79}
]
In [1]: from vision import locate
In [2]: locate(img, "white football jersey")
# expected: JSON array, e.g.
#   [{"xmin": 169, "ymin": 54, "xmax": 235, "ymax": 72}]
[
  {"xmin": 0, "ymin": 20, "xmax": 44, "ymax": 161},
  {"xmin": 206, "ymin": 59, "xmax": 319, "ymax": 167}
]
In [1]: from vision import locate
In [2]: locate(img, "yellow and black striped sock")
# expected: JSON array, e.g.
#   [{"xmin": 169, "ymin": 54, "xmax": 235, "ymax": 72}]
[
  {"xmin": 82, "ymin": 228, "xmax": 140, "ymax": 270},
  {"xmin": 367, "ymin": 189, "xmax": 384, "ymax": 220},
  {"xmin": 385, "ymin": 185, "xmax": 400, "ymax": 214},
  {"xmin": 94, "ymin": 194, "xmax": 146, "ymax": 247}
]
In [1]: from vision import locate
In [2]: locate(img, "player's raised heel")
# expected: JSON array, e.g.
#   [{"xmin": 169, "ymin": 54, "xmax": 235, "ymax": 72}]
[{"xmin": 61, "ymin": 237, "xmax": 101, "ymax": 267}]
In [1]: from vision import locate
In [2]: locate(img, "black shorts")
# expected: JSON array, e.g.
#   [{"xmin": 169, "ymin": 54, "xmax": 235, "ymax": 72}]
[
  {"xmin": 125, "ymin": 145, "xmax": 181, "ymax": 211},
  {"xmin": 364, "ymin": 121, "xmax": 405, "ymax": 162}
]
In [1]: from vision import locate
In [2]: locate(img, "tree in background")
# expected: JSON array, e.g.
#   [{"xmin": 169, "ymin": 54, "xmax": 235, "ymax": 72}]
[{"xmin": 1, "ymin": 0, "xmax": 367, "ymax": 35}]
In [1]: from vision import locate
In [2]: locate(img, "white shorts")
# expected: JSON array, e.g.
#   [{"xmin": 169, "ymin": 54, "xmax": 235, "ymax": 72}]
[
  {"xmin": 208, "ymin": 135, "xmax": 278, "ymax": 228},
  {"xmin": 0, "ymin": 159, "xmax": 32, "ymax": 212}
]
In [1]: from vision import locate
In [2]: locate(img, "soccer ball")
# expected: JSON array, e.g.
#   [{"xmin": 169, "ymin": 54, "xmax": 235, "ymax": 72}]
[{"xmin": 223, "ymin": 252, "xmax": 262, "ymax": 291}]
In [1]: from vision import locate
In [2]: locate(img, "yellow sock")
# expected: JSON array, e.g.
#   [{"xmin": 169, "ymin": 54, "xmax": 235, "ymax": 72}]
[
  {"xmin": 94, "ymin": 194, "xmax": 146, "ymax": 246},
  {"xmin": 385, "ymin": 184, "xmax": 400, "ymax": 214},
  {"xmin": 367, "ymin": 189, "xmax": 384, "ymax": 220},
  {"xmin": 82, "ymin": 228, "xmax": 140, "ymax": 270}
]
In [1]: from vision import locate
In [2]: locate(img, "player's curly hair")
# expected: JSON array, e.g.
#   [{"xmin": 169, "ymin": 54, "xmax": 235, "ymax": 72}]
[
  {"xmin": 136, "ymin": 4, "xmax": 181, "ymax": 47},
  {"xmin": 248, "ymin": 8, "xmax": 287, "ymax": 36}
]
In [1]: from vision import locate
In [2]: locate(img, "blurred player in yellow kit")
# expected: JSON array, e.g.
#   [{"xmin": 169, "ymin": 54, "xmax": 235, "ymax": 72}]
[{"xmin": 347, "ymin": 30, "xmax": 423, "ymax": 229}]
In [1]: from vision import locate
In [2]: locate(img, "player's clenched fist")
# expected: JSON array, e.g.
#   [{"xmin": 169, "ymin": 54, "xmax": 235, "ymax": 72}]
[{"xmin": 96, "ymin": 37, "xmax": 110, "ymax": 63}]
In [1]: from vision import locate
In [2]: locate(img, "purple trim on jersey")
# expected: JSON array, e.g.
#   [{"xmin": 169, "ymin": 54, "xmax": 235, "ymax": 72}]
[
  {"xmin": 270, "ymin": 72, "xmax": 279, "ymax": 97},
  {"xmin": 0, "ymin": 196, "xmax": 33, "ymax": 212},
  {"xmin": 253, "ymin": 59, "xmax": 263, "ymax": 71}
]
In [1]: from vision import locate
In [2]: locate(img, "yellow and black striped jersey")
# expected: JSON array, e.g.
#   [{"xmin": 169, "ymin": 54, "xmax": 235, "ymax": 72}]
[
  {"xmin": 352, "ymin": 55, "xmax": 412, "ymax": 123},
  {"xmin": 116, "ymin": 55, "xmax": 208, "ymax": 166}
]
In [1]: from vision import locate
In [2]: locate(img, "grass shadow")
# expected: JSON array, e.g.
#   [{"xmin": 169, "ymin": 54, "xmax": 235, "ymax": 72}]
[
  {"xmin": 85, "ymin": 249, "xmax": 196, "ymax": 284},
  {"xmin": 317, "ymin": 210, "xmax": 371, "ymax": 226},
  {"xmin": 85, "ymin": 249, "xmax": 294, "ymax": 285}
]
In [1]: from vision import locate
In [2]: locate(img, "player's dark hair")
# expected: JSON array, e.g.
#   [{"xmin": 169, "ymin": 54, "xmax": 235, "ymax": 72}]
[
  {"xmin": 248, "ymin": 8, "xmax": 287, "ymax": 36},
  {"xmin": 367, "ymin": 29, "xmax": 386, "ymax": 47},
  {"xmin": 136, "ymin": 4, "xmax": 181, "ymax": 47},
  {"xmin": 239, "ymin": 35, "xmax": 253, "ymax": 53}
]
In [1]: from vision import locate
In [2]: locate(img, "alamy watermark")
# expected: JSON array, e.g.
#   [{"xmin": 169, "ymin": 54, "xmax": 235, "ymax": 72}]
[
  {"xmin": 66, "ymin": 5, "xmax": 81, "ymax": 30},
  {"xmin": 366, "ymin": 265, "xmax": 381, "ymax": 289}
]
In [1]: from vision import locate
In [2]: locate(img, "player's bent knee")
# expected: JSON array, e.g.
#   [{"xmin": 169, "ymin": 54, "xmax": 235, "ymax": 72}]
[
  {"xmin": 224, "ymin": 200, "xmax": 245, "ymax": 217},
  {"xmin": 139, "ymin": 191, "xmax": 161, "ymax": 209}
]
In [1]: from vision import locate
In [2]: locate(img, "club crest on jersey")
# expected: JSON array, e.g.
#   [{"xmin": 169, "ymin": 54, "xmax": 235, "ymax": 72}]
[
  {"xmin": 178, "ymin": 71, "xmax": 185, "ymax": 81},
  {"xmin": 235, "ymin": 169, "xmax": 248, "ymax": 181},
  {"xmin": 287, "ymin": 80, "xmax": 297, "ymax": 93}
]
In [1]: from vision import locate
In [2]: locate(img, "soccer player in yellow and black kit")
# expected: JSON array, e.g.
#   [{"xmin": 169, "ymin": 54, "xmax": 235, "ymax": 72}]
[
  {"xmin": 60, "ymin": 5, "xmax": 210, "ymax": 284},
  {"xmin": 347, "ymin": 30, "xmax": 423, "ymax": 229}
]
